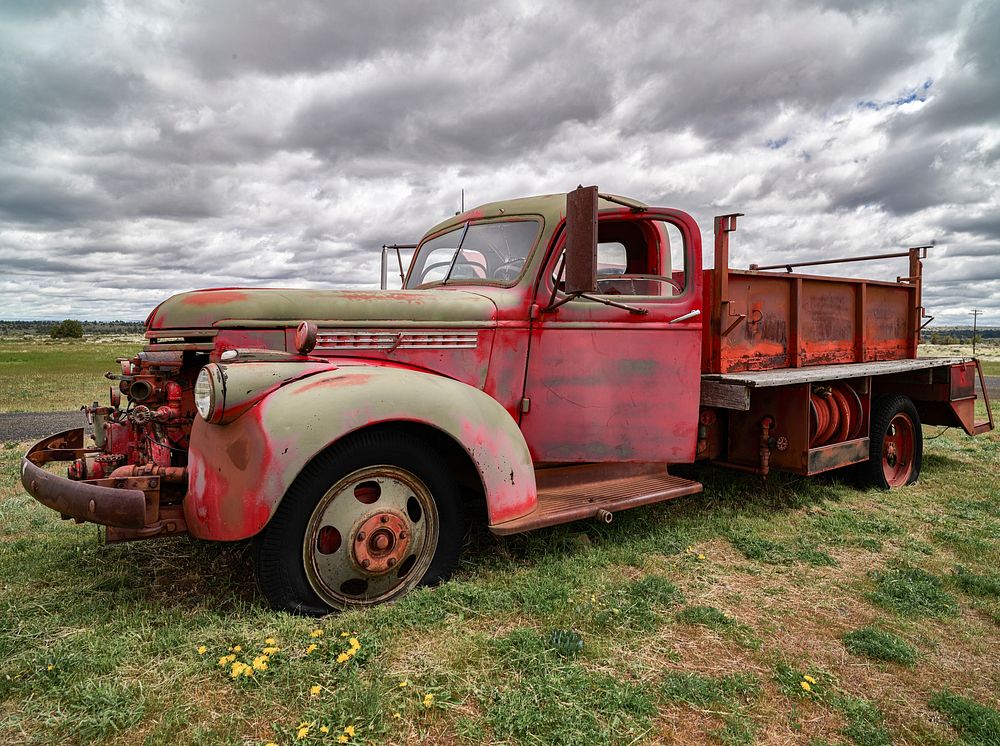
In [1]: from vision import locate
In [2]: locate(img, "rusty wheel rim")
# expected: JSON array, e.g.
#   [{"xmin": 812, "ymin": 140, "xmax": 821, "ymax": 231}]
[
  {"xmin": 881, "ymin": 413, "xmax": 915, "ymax": 487},
  {"xmin": 303, "ymin": 465, "xmax": 439, "ymax": 608}
]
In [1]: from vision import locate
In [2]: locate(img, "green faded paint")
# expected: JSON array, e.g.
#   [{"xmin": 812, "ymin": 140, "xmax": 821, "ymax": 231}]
[
  {"xmin": 212, "ymin": 361, "xmax": 334, "ymax": 424},
  {"xmin": 147, "ymin": 288, "xmax": 498, "ymax": 331},
  {"xmin": 184, "ymin": 362, "xmax": 537, "ymax": 542}
]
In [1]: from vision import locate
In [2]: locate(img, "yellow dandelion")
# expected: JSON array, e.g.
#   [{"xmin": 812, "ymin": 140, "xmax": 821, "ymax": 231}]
[
  {"xmin": 336, "ymin": 652, "xmax": 350, "ymax": 664},
  {"xmin": 423, "ymin": 693, "xmax": 435, "ymax": 707},
  {"xmin": 305, "ymin": 643, "xmax": 318, "ymax": 654},
  {"xmin": 218, "ymin": 654, "xmax": 236, "ymax": 666},
  {"xmin": 296, "ymin": 725, "xmax": 310, "ymax": 740},
  {"xmin": 393, "ymin": 712, "xmax": 401, "ymax": 719},
  {"xmin": 337, "ymin": 736, "xmax": 348, "ymax": 744},
  {"xmin": 47, "ymin": 664, "xmax": 54, "ymax": 671},
  {"xmin": 697, "ymin": 553, "xmax": 706, "ymax": 560},
  {"xmin": 800, "ymin": 681, "xmax": 812, "ymax": 692},
  {"xmin": 803, "ymin": 675, "xmax": 817, "ymax": 684},
  {"xmin": 252, "ymin": 656, "xmax": 269, "ymax": 672},
  {"xmin": 230, "ymin": 645, "xmax": 242, "ymax": 652},
  {"xmin": 230, "ymin": 662, "xmax": 246, "ymax": 678},
  {"xmin": 340, "ymin": 631, "xmax": 350, "ymax": 638},
  {"xmin": 197, "ymin": 645, "xmax": 207, "ymax": 655},
  {"xmin": 319, "ymin": 725, "xmax": 330, "ymax": 734},
  {"xmin": 348, "ymin": 637, "xmax": 360, "ymax": 650},
  {"xmin": 344, "ymin": 725, "xmax": 356, "ymax": 737},
  {"xmin": 265, "ymin": 742, "xmax": 278, "ymax": 746},
  {"xmin": 310, "ymin": 684, "xmax": 322, "ymax": 696},
  {"xmin": 309, "ymin": 629, "xmax": 324, "ymax": 638},
  {"xmin": 399, "ymin": 680, "xmax": 409, "ymax": 688},
  {"xmin": 265, "ymin": 637, "xmax": 276, "ymax": 645},
  {"xmin": 262, "ymin": 646, "xmax": 279, "ymax": 656}
]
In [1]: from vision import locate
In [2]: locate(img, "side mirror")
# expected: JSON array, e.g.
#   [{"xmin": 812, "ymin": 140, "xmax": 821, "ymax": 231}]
[{"xmin": 564, "ymin": 185, "xmax": 598, "ymax": 294}]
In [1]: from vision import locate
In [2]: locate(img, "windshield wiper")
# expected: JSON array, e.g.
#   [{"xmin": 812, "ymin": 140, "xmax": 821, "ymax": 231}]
[{"xmin": 440, "ymin": 222, "xmax": 470, "ymax": 286}]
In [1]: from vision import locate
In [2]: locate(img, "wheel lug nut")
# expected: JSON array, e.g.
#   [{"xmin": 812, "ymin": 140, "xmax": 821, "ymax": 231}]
[
  {"xmin": 356, "ymin": 532, "xmax": 366, "ymax": 542},
  {"xmin": 399, "ymin": 530, "xmax": 408, "ymax": 539},
  {"xmin": 380, "ymin": 515, "xmax": 389, "ymax": 523},
  {"xmin": 387, "ymin": 557, "xmax": 397, "ymax": 567},
  {"xmin": 361, "ymin": 559, "xmax": 371, "ymax": 569}
]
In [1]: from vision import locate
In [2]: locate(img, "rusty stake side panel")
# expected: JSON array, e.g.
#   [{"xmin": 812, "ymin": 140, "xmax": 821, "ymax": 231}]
[{"xmin": 703, "ymin": 215, "xmax": 927, "ymax": 374}]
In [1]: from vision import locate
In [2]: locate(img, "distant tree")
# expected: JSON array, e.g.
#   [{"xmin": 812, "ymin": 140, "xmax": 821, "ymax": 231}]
[{"xmin": 50, "ymin": 319, "xmax": 84, "ymax": 338}]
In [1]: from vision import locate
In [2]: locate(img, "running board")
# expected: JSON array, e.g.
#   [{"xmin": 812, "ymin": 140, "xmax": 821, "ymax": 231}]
[{"xmin": 490, "ymin": 463, "xmax": 702, "ymax": 536}]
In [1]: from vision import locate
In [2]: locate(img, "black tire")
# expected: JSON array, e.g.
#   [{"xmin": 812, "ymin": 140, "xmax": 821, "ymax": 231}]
[
  {"xmin": 861, "ymin": 394, "xmax": 922, "ymax": 490},
  {"xmin": 254, "ymin": 429, "xmax": 464, "ymax": 614}
]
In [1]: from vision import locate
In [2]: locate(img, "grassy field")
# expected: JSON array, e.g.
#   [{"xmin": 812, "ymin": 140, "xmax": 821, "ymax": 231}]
[
  {"xmin": 0, "ymin": 338, "xmax": 143, "ymax": 413},
  {"xmin": 1, "ymin": 342, "xmax": 999, "ymax": 745}
]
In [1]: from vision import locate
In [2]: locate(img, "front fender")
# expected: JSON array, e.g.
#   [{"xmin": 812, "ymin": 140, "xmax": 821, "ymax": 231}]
[{"xmin": 184, "ymin": 365, "xmax": 537, "ymax": 540}]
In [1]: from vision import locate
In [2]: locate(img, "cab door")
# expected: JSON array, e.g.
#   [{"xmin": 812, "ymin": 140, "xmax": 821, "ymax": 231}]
[{"xmin": 518, "ymin": 208, "xmax": 703, "ymax": 464}]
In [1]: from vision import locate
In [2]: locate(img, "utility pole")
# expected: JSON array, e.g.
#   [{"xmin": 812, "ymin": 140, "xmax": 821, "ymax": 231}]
[{"xmin": 970, "ymin": 309, "xmax": 982, "ymax": 355}]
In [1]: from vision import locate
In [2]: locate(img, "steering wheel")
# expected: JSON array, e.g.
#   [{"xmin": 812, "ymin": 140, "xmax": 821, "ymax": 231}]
[
  {"xmin": 491, "ymin": 258, "xmax": 525, "ymax": 282},
  {"xmin": 419, "ymin": 258, "xmax": 488, "ymax": 284},
  {"xmin": 596, "ymin": 274, "xmax": 683, "ymax": 294}
]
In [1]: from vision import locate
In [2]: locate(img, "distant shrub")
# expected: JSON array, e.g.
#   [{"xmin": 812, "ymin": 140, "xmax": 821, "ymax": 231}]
[{"xmin": 50, "ymin": 319, "xmax": 84, "ymax": 338}]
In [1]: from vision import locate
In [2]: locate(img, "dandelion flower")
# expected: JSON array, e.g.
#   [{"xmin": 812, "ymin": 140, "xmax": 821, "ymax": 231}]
[
  {"xmin": 296, "ymin": 725, "xmax": 310, "ymax": 740},
  {"xmin": 336, "ymin": 653, "xmax": 350, "ymax": 664},
  {"xmin": 319, "ymin": 725, "xmax": 329, "ymax": 734},
  {"xmin": 337, "ymin": 736, "xmax": 348, "ymax": 744},
  {"xmin": 306, "ymin": 643, "xmax": 318, "ymax": 654},
  {"xmin": 399, "ymin": 680, "xmax": 409, "ymax": 688},
  {"xmin": 253, "ymin": 656, "xmax": 269, "ymax": 672},
  {"xmin": 803, "ymin": 675, "xmax": 816, "ymax": 684},
  {"xmin": 47, "ymin": 664, "xmax": 54, "ymax": 671},
  {"xmin": 231, "ymin": 645, "xmax": 242, "ymax": 652},
  {"xmin": 344, "ymin": 725, "xmax": 356, "ymax": 737},
  {"xmin": 348, "ymin": 637, "xmax": 360, "ymax": 649},
  {"xmin": 423, "ymin": 693, "xmax": 435, "ymax": 707},
  {"xmin": 697, "ymin": 554, "xmax": 706, "ymax": 560},
  {"xmin": 266, "ymin": 742, "xmax": 278, "ymax": 746},
  {"xmin": 393, "ymin": 712, "xmax": 401, "ymax": 719},
  {"xmin": 800, "ymin": 681, "xmax": 812, "ymax": 692},
  {"xmin": 263, "ymin": 646, "xmax": 279, "ymax": 656},
  {"xmin": 265, "ymin": 637, "xmax": 276, "ymax": 645},
  {"xmin": 309, "ymin": 629, "xmax": 324, "ymax": 638},
  {"xmin": 340, "ymin": 631, "xmax": 350, "ymax": 638},
  {"xmin": 197, "ymin": 645, "xmax": 207, "ymax": 655},
  {"xmin": 218, "ymin": 654, "xmax": 236, "ymax": 666},
  {"xmin": 310, "ymin": 684, "xmax": 321, "ymax": 696}
]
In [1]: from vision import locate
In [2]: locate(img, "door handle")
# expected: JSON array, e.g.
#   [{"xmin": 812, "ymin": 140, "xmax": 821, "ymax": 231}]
[{"xmin": 668, "ymin": 309, "xmax": 701, "ymax": 324}]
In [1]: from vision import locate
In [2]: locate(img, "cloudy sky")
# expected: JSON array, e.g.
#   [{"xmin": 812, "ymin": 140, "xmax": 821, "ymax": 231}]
[{"xmin": 1, "ymin": 0, "xmax": 998, "ymax": 325}]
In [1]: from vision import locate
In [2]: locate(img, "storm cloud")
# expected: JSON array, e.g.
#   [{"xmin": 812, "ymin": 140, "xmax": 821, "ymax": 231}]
[{"xmin": 1, "ymin": 0, "xmax": 998, "ymax": 325}]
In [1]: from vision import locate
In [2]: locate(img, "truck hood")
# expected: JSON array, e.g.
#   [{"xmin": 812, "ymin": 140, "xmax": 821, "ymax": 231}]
[{"xmin": 146, "ymin": 288, "xmax": 498, "ymax": 330}]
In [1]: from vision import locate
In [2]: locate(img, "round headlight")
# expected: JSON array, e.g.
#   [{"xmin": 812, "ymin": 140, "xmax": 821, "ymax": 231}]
[{"xmin": 194, "ymin": 365, "xmax": 219, "ymax": 421}]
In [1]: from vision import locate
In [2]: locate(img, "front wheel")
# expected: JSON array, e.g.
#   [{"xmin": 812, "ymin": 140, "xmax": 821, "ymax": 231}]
[
  {"xmin": 861, "ymin": 394, "xmax": 922, "ymax": 489},
  {"xmin": 254, "ymin": 430, "xmax": 464, "ymax": 614}
]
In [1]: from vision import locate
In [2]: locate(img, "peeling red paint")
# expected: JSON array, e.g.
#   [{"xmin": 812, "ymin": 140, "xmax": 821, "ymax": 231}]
[{"xmin": 181, "ymin": 289, "xmax": 251, "ymax": 306}]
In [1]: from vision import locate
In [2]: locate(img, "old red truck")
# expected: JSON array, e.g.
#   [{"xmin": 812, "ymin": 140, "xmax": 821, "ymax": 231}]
[{"xmin": 21, "ymin": 187, "xmax": 993, "ymax": 614}]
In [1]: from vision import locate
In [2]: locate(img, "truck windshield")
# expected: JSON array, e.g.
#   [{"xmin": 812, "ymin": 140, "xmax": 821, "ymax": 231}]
[{"xmin": 405, "ymin": 220, "xmax": 539, "ymax": 288}]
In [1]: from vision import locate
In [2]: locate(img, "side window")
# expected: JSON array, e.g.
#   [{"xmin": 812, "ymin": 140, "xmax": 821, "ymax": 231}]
[{"xmin": 550, "ymin": 218, "xmax": 688, "ymax": 298}]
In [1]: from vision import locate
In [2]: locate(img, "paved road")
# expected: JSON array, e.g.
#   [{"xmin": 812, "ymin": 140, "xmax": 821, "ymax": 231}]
[{"xmin": 3, "ymin": 377, "xmax": 999, "ymax": 441}]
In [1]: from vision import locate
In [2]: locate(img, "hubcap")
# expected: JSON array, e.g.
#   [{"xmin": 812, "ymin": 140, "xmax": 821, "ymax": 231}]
[
  {"xmin": 881, "ymin": 414, "xmax": 915, "ymax": 487},
  {"xmin": 303, "ymin": 466, "xmax": 438, "ymax": 608}
]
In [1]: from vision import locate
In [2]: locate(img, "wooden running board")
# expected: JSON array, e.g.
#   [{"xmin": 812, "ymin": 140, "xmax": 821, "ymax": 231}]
[{"xmin": 490, "ymin": 463, "xmax": 702, "ymax": 536}]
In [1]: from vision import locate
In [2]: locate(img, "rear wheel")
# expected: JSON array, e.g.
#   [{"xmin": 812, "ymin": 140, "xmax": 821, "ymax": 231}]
[
  {"xmin": 254, "ymin": 430, "xmax": 463, "ymax": 614},
  {"xmin": 862, "ymin": 394, "xmax": 922, "ymax": 489}
]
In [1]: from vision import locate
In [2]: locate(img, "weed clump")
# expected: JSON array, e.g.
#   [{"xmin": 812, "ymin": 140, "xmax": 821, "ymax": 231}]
[
  {"xmin": 842, "ymin": 626, "xmax": 916, "ymax": 665},
  {"xmin": 929, "ymin": 690, "xmax": 1000, "ymax": 745},
  {"xmin": 951, "ymin": 565, "xmax": 1000, "ymax": 598},
  {"xmin": 836, "ymin": 697, "xmax": 892, "ymax": 746},
  {"xmin": 867, "ymin": 567, "xmax": 959, "ymax": 617},
  {"xmin": 676, "ymin": 605, "xmax": 759, "ymax": 649}
]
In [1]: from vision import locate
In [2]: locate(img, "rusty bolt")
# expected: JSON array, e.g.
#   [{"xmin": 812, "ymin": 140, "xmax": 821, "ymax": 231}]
[
  {"xmin": 380, "ymin": 515, "xmax": 389, "ymax": 523},
  {"xmin": 399, "ymin": 530, "xmax": 408, "ymax": 539},
  {"xmin": 356, "ymin": 531, "xmax": 366, "ymax": 542},
  {"xmin": 361, "ymin": 559, "xmax": 371, "ymax": 569},
  {"xmin": 387, "ymin": 557, "xmax": 397, "ymax": 567}
]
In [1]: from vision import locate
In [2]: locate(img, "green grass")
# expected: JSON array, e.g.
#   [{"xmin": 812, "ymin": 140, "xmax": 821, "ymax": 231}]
[
  {"xmin": 0, "ymin": 347, "xmax": 999, "ymax": 743},
  {"xmin": 866, "ymin": 567, "xmax": 960, "ymax": 618},
  {"xmin": 929, "ymin": 690, "xmax": 1000, "ymax": 746},
  {"xmin": 0, "ymin": 338, "xmax": 142, "ymax": 412},
  {"xmin": 842, "ymin": 626, "xmax": 917, "ymax": 665}
]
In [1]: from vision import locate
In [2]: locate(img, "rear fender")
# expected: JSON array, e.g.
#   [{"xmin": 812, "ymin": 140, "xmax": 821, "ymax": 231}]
[{"xmin": 185, "ymin": 365, "xmax": 537, "ymax": 540}]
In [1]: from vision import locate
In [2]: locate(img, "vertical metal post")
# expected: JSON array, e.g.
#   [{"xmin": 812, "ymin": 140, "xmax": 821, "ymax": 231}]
[
  {"xmin": 971, "ymin": 309, "xmax": 982, "ymax": 355},
  {"xmin": 380, "ymin": 246, "xmax": 389, "ymax": 290},
  {"xmin": 711, "ymin": 214, "xmax": 742, "ymax": 372}
]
